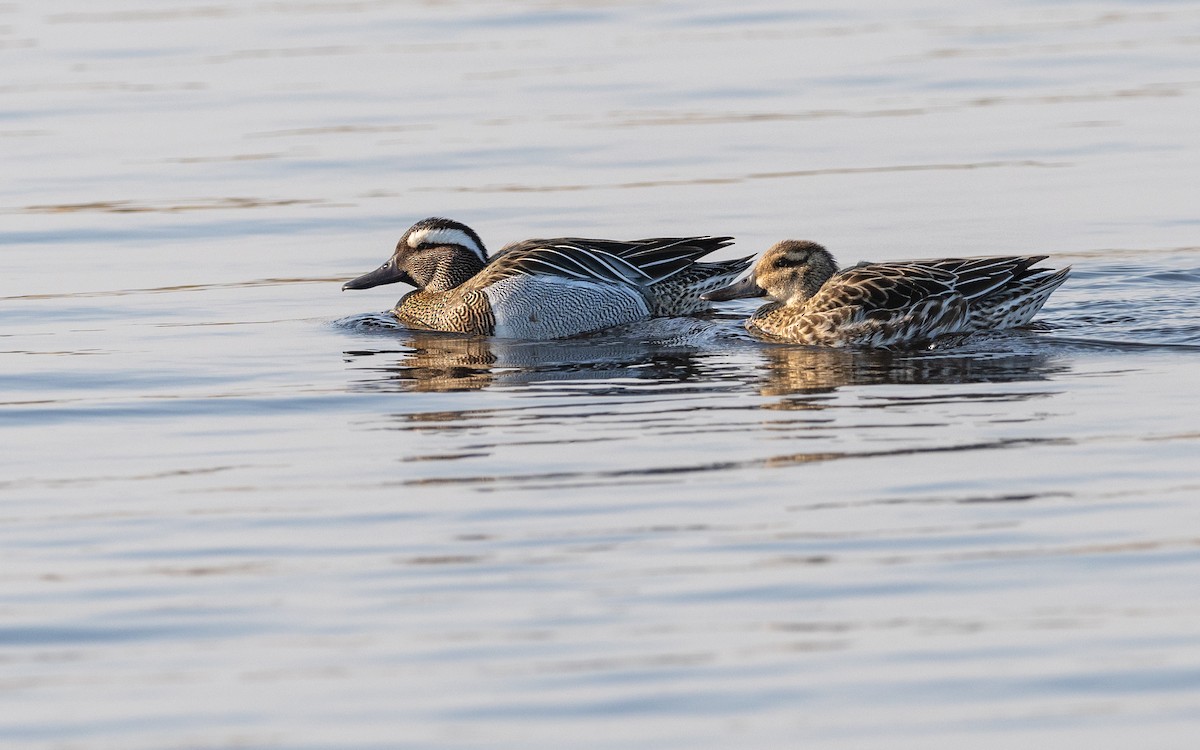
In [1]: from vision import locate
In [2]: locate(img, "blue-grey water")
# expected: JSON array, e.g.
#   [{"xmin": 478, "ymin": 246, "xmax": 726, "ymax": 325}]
[{"xmin": 3, "ymin": 2, "xmax": 1200, "ymax": 748}]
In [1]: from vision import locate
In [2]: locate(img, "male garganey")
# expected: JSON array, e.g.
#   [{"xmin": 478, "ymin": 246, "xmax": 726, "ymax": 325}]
[{"xmin": 344, "ymin": 217, "xmax": 752, "ymax": 339}]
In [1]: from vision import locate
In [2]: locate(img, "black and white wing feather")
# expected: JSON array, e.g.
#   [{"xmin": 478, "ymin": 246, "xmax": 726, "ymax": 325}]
[{"xmin": 475, "ymin": 236, "xmax": 733, "ymax": 290}]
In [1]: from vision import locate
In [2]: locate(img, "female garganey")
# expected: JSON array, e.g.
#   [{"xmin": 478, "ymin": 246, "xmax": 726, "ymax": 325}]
[{"xmin": 703, "ymin": 239, "xmax": 1070, "ymax": 347}]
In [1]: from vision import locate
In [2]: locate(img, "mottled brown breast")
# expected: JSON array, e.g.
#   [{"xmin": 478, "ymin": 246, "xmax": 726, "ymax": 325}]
[{"xmin": 393, "ymin": 289, "xmax": 496, "ymax": 335}]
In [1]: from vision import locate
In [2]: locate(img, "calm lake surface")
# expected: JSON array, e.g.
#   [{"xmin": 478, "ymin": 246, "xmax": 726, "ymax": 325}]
[{"xmin": 3, "ymin": 1, "xmax": 1200, "ymax": 747}]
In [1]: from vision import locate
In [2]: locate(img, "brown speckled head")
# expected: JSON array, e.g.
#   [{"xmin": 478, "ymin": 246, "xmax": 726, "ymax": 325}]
[
  {"xmin": 703, "ymin": 239, "xmax": 839, "ymax": 304},
  {"xmin": 752, "ymin": 240, "xmax": 839, "ymax": 304}
]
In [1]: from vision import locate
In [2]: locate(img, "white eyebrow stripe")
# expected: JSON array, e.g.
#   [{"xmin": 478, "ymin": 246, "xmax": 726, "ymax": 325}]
[{"xmin": 407, "ymin": 227, "xmax": 485, "ymax": 262}]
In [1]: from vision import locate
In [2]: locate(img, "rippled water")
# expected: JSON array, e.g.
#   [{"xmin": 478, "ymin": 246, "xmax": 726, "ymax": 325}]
[{"xmin": 4, "ymin": 1, "xmax": 1200, "ymax": 748}]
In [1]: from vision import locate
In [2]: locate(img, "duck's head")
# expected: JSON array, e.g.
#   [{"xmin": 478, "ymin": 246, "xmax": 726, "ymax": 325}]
[
  {"xmin": 343, "ymin": 217, "xmax": 488, "ymax": 293},
  {"xmin": 703, "ymin": 240, "xmax": 837, "ymax": 305}
]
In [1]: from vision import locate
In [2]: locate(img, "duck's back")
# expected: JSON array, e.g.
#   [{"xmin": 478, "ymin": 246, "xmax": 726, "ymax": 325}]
[
  {"xmin": 753, "ymin": 264, "xmax": 969, "ymax": 346},
  {"xmin": 519, "ymin": 235, "xmax": 743, "ymax": 316},
  {"xmin": 857, "ymin": 256, "xmax": 1070, "ymax": 330},
  {"xmin": 483, "ymin": 274, "xmax": 650, "ymax": 339},
  {"xmin": 465, "ymin": 237, "xmax": 721, "ymax": 339}
]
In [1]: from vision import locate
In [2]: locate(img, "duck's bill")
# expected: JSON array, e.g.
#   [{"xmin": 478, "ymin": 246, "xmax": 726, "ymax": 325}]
[
  {"xmin": 701, "ymin": 276, "xmax": 766, "ymax": 301},
  {"xmin": 342, "ymin": 261, "xmax": 411, "ymax": 291}
]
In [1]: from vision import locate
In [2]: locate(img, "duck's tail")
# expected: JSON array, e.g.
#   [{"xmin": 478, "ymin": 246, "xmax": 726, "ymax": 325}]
[
  {"xmin": 967, "ymin": 263, "xmax": 1071, "ymax": 329},
  {"xmin": 647, "ymin": 254, "xmax": 756, "ymax": 316},
  {"xmin": 591, "ymin": 235, "xmax": 752, "ymax": 315}
]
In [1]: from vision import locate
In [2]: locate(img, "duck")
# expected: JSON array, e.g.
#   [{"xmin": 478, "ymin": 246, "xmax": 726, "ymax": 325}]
[
  {"xmin": 342, "ymin": 217, "xmax": 753, "ymax": 339},
  {"xmin": 702, "ymin": 239, "xmax": 1070, "ymax": 347}
]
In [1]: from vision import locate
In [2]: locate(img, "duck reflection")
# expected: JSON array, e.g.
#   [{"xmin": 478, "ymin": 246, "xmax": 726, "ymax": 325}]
[
  {"xmin": 345, "ymin": 331, "xmax": 497, "ymax": 392},
  {"xmin": 343, "ymin": 324, "xmax": 719, "ymax": 393},
  {"xmin": 341, "ymin": 315, "xmax": 1065, "ymax": 396},
  {"xmin": 757, "ymin": 335, "xmax": 1065, "ymax": 397}
]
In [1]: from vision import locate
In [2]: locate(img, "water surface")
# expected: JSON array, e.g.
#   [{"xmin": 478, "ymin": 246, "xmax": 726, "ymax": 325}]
[{"xmin": 3, "ymin": 1, "xmax": 1200, "ymax": 748}]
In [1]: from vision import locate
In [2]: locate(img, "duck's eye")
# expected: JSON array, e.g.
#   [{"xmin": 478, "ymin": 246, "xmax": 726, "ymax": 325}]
[{"xmin": 772, "ymin": 252, "xmax": 810, "ymax": 269}]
